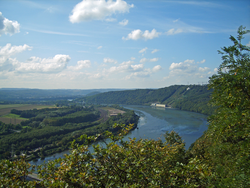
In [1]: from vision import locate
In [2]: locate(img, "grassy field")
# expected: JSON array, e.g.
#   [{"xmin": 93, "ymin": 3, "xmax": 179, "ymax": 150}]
[
  {"xmin": 0, "ymin": 104, "xmax": 53, "ymax": 125},
  {"xmin": 99, "ymin": 107, "xmax": 125, "ymax": 115}
]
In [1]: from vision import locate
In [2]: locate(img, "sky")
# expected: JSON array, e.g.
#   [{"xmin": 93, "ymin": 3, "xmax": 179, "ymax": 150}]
[{"xmin": 0, "ymin": 0, "xmax": 250, "ymax": 89}]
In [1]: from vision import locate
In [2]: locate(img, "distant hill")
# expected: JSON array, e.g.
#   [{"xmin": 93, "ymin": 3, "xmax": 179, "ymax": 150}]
[
  {"xmin": 0, "ymin": 88, "xmax": 125, "ymax": 102},
  {"xmin": 84, "ymin": 85, "xmax": 214, "ymax": 115}
]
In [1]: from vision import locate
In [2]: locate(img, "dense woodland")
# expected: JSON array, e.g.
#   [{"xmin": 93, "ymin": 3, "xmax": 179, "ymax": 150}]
[
  {"xmin": 0, "ymin": 105, "xmax": 139, "ymax": 161},
  {"xmin": 0, "ymin": 26, "xmax": 249, "ymax": 187},
  {"xmin": 84, "ymin": 84, "xmax": 214, "ymax": 115}
]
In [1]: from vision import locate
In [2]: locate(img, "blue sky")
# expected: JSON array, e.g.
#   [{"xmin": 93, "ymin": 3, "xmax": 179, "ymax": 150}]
[{"xmin": 0, "ymin": 0, "xmax": 249, "ymax": 89}]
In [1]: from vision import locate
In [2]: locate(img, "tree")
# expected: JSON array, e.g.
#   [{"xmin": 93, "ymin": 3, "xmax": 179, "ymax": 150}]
[
  {"xmin": 37, "ymin": 124, "xmax": 211, "ymax": 187},
  {"xmin": 190, "ymin": 26, "xmax": 250, "ymax": 187},
  {"xmin": 0, "ymin": 156, "xmax": 37, "ymax": 187}
]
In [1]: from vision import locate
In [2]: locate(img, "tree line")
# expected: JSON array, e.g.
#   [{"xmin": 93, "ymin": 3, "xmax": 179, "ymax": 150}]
[{"xmin": 84, "ymin": 85, "xmax": 214, "ymax": 115}]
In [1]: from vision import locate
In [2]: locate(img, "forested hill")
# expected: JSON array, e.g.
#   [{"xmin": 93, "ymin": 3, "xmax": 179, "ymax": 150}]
[{"xmin": 84, "ymin": 85, "xmax": 214, "ymax": 115}]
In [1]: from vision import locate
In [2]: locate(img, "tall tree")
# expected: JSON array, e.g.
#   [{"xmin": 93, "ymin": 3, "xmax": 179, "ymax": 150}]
[{"xmin": 192, "ymin": 26, "xmax": 250, "ymax": 187}]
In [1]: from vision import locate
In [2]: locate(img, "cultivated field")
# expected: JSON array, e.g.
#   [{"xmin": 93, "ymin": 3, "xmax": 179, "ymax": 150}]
[
  {"xmin": 0, "ymin": 104, "xmax": 53, "ymax": 125},
  {"xmin": 97, "ymin": 107, "xmax": 126, "ymax": 123}
]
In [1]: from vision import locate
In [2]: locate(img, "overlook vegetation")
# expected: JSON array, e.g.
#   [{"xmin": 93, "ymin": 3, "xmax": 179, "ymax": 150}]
[{"xmin": 0, "ymin": 26, "xmax": 249, "ymax": 187}]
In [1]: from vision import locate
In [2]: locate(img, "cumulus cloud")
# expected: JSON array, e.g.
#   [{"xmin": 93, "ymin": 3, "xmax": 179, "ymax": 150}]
[
  {"xmin": 69, "ymin": 0, "xmax": 134, "ymax": 23},
  {"xmin": 68, "ymin": 60, "xmax": 91, "ymax": 71},
  {"xmin": 0, "ymin": 43, "xmax": 32, "ymax": 72},
  {"xmin": 131, "ymin": 64, "xmax": 144, "ymax": 71},
  {"xmin": 169, "ymin": 59, "xmax": 194, "ymax": 70},
  {"xmin": 140, "ymin": 58, "xmax": 147, "ymax": 63},
  {"xmin": 16, "ymin": 55, "xmax": 71, "ymax": 73},
  {"xmin": 198, "ymin": 59, "xmax": 206, "ymax": 64},
  {"xmin": 106, "ymin": 60, "xmax": 135, "ymax": 73},
  {"xmin": 166, "ymin": 59, "xmax": 216, "ymax": 83},
  {"xmin": 0, "ymin": 43, "xmax": 32, "ymax": 57},
  {"xmin": 152, "ymin": 65, "xmax": 162, "ymax": 72},
  {"xmin": 123, "ymin": 29, "xmax": 161, "ymax": 40},
  {"xmin": 151, "ymin": 49, "xmax": 159, "ymax": 54},
  {"xmin": 140, "ymin": 57, "xmax": 159, "ymax": 63},
  {"xmin": 0, "ymin": 12, "xmax": 20, "ymax": 36},
  {"xmin": 125, "ymin": 64, "xmax": 162, "ymax": 80},
  {"xmin": 125, "ymin": 71, "xmax": 150, "ymax": 80},
  {"xmin": 139, "ymin": 47, "xmax": 147, "ymax": 54},
  {"xmin": 150, "ymin": 58, "xmax": 159, "ymax": 62},
  {"xmin": 131, "ymin": 57, "xmax": 135, "ymax": 60},
  {"xmin": 103, "ymin": 58, "xmax": 117, "ymax": 64},
  {"xmin": 199, "ymin": 67, "xmax": 210, "ymax": 72},
  {"xmin": 119, "ymin": 19, "xmax": 128, "ymax": 26},
  {"xmin": 97, "ymin": 46, "xmax": 102, "ymax": 49}
]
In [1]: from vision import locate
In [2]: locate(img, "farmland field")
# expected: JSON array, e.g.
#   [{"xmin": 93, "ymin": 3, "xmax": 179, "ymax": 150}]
[{"xmin": 0, "ymin": 104, "xmax": 53, "ymax": 125}]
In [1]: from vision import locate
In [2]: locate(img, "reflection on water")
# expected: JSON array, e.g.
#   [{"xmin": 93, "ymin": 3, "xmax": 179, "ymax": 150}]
[
  {"xmin": 30, "ymin": 105, "xmax": 208, "ymax": 167},
  {"xmin": 122, "ymin": 105, "xmax": 208, "ymax": 148}
]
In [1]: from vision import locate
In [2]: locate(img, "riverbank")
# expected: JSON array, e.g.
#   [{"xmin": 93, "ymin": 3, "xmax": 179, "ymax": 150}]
[{"xmin": 30, "ymin": 105, "xmax": 207, "ymax": 167}]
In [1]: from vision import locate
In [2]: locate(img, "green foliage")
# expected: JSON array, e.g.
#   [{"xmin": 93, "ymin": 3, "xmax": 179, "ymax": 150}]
[
  {"xmin": 0, "ymin": 156, "xmax": 37, "ymax": 187},
  {"xmin": 85, "ymin": 85, "xmax": 214, "ymax": 115},
  {"xmin": 37, "ymin": 124, "xmax": 210, "ymax": 187},
  {"xmin": 0, "ymin": 106, "xmax": 139, "ymax": 161},
  {"xmin": 190, "ymin": 26, "xmax": 250, "ymax": 187}
]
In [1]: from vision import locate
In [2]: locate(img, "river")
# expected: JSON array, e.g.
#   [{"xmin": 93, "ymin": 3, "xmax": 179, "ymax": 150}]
[{"xmin": 30, "ymin": 105, "xmax": 208, "ymax": 167}]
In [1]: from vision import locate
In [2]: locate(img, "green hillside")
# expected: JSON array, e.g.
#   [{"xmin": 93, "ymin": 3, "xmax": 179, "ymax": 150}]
[{"xmin": 85, "ymin": 84, "xmax": 214, "ymax": 115}]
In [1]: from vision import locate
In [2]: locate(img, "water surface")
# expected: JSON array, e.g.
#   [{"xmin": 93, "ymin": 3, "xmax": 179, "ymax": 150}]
[{"xmin": 30, "ymin": 105, "xmax": 208, "ymax": 167}]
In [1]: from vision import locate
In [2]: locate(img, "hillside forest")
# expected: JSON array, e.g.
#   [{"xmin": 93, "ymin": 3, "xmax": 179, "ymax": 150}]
[
  {"xmin": 0, "ymin": 105, "xmax": 139, "ymax": 161},
  {"xmin": 0, "ymin": 26, "xmax": 249, "ymax": 187}
]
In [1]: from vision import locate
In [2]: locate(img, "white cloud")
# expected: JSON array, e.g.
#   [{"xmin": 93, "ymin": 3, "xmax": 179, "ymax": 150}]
[
  {"xmin": 69, "ymin": 0, "xmax": 134, "ymax": 23},
  {"xmin": 197, "ymin": 59, "xmax": 206, "ymax": 64},
  {"xmin": 131, "ymin": 57, "xmax": 135, "ymax": 60},
  {"xmin": 125, "ymin": 65, "xmax": 161, "ymax": 80},
  {"xmin": 166, "ymin": 28, "xmax": 184, "ymax": 35},
  {"xmin": 166, "ymin": 25, "xmax": 211, "ymax": 36},
  {"xmin": 131, "ymin": 64, "xmax": 144, "ymax": 71},
  {"xmin": 0, "ymin": 43, "xmax": 32, "ymax": 57},
  {"xmin": 0, "ymin": 43, "xmax": 32, "ymax": 72},
  {"xmin": 152, "ymin": 65, "xmax": 162, "ymax": 72},
  {"xmin": 150, "ymin": 58, "xmax": 159, "ymax": 62},
  {"xmin": 103, "ymin": 58, "xmax": 117, "ymax": 64},
  {"xmin": 106, "ymin": 60, "xmax": 134, "ymax": 73},
  {"xmin": 105, "ymin": 18, "xmax": 117, "ymax": 22},
  {"xmin": 169, "ymin": 59, "xmax": 194, "ymax": 70},
  {"xmin": 0, "ymin": 12, "xmax": 20, "ymax": 36},
  {"xmin": 166, "ymin": 59, "xmax": 216, "ymax": 83},
  {"xmin": 199, "ymin": 67, "xmax": 210, "ymax": 72},
  {"xmin": 151, "ymin": 49, "xmax": 159, "ymax": 54},
  {"xmin": 123, "ymin": 29, "xmax": 161, "ymax": 40},
  {"xmin": 16, "ymin": 55, "xmax": 71, "ymax": 73},
  {"xmin": 173, "ymin": 18, "xmax": 180, "ymax": 23},
  {"xmin": 246, "ymin": 41, "xmax": 250, "ymax": 47},
  {"xmin": 125, "ymin": 71, "xmax": 150, "ymax": 80},
  {"xmin": 140, "ymin": 58, "xmax": 147, "ymax": 63},
  {"xmin": 97, "ymin": 46, "xmax": 102, "ymax": 49},
  {"xmin": 119, "ymin": 19, "xmax": 128, "ymax": 26},
  {"xmin": 139, "ymin": 47, "xmax": 148, "ymax": 53},
  {"xmin": 68, "ymin": 60, "xmax": 91, "ymax": 71},
  {"xmin": 140, "ymin": 57, "xmax": 159, "ymax": 63}
]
